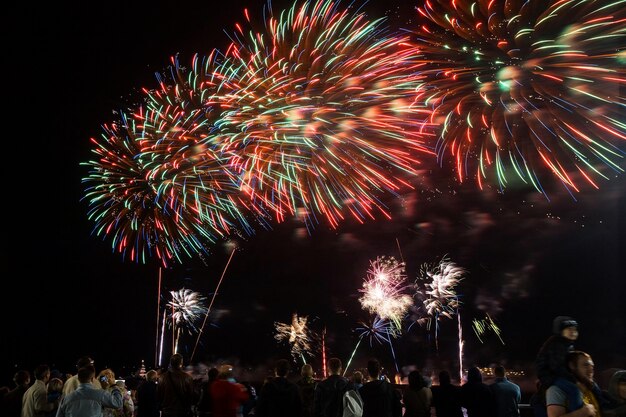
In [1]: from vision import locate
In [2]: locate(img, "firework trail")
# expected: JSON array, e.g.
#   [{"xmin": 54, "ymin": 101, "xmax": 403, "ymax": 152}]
[
  {"xmin": 159, "ymin": 309, "xmax": 167, "ymax": 367},
  {"xmin": 472, "ymin": 313, "xmax": 505, "ymax": 344},
  {"xmin": 155, "ymin": 267, "xmax": 162, "ymax": 368},
  {"xmin": 415, "ymin": 256, "xmax": 465, "ymax": 352},
  {"xmin": 321, "ymin": 327, "xmax": 327, "ymax": 378},
  {"xmin": 345, "ymin": 316, "xmax": 401, "ymax": 375},
  {"xmin": 191, "ymin": 247, "xmax": 237, "ymax": 362},
  {"xmin": 457, "ymin": 309, "xmax": 464, "ymax": 384},
  {"xmin": 412, "ymin": 0, "xmax": 626, "ymax": 195},
  {"xmin": 214, "ymin": 0, "xmax": 435, "ymax": 229},
  {"xmin": 275, "ymin": 313, "xmax": 313, "ymax": 363},
  {"xmin": 359, "ymin": 256, "xmax": 413, "ymax": 330}
]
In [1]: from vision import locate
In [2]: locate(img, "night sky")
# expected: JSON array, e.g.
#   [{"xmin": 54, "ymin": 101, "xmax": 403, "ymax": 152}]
[{"xmin": 3, "ymin": 0, "xmax": 625, "ymax": 388}]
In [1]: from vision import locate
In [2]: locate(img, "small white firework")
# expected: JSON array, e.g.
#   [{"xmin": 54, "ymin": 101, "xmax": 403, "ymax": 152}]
[
  {"xmin": 274, "ymin": 313, "xmax": 312, "ymax": 361},
  {"xmin": 167, "ymin": 288, "xmax": 208, "ymax": 333},
  {"xmin": 359, "ymin": 256, "xmax": 413, "ymax": 330},
  {"xmin": 420, "ymin": 257, "xmax": 465, "ymax": 318}
]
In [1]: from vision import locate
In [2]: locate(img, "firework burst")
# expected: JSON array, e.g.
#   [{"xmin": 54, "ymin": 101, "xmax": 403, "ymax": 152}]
[
  {"xmin": 359, "ymin": 256, "xmax": 413, "ymax": 330},
  {"xmin": 81, "ymin": 112, "xmax": 224, "ymax": 267},
  {"xmin": 472, "ymin": 313, "xmax": 505, "ymax": 344},
  {"xmin": 274, "ymin": 313, "xmax": 313, "ymax": 362},
  {"xmin": 215, "ymin": 0, "xmax": 435, "ymax": 228},
  {"xmin": 344, "ymin": 316, "xmax": 401, "ymax": 375},
  {"xmin": 137, "ymin": 53, "xmax": 267, "ymax": 235},
  {"xmin": 419, "ymin": 258, "xmax": 465, "ymax": 318},
  {"xmin": 413, "ymin": 0, "xmax": 626, "ymax": 194},
  {"xmin": 82, "ymin": 54, "xmax": 262, "ymax": 267},
  {"xmin": 415, "ymin": 256, "xmax": 465, "ymax": 350},
  {"xmin": 168, "ymin": 288, "xmax": 208, "ymax": 333},
  {"xmin": 356, "ymin": 315, "xmax": 401, "ymax": 345}
]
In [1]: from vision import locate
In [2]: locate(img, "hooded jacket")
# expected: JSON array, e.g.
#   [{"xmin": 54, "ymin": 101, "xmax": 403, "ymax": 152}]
[
  {"xmin": 313, "ymin": 375, "xmax": 352, "ymax": 417},
  {"xmin": 603, "ymin": 370, "xmax": 626, "ymax": 417},
  {"xmin": 536, "ymin": 316, "xmax": 577, "ymax": 387},
  {"xmin": 255, "ymin": 376, "xmax": 303, "ymax": 417},
  {"xmin": 535, "ymin": 335, "xmax": 575, "ymax": 385}
]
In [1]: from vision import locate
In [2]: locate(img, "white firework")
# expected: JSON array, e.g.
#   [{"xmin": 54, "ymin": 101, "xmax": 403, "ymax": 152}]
[
  {"xmin": 359, "ymin": 256, "xmax": 413, "ymax": 330},
  {"xmin": 415, "ymin": 256, "xmax": 466, "ymax": 354},
  {"xmin": 421, "ymin": 259, "xmax": 465, "ymax": 318},
  {"xmin": 274, "ymin": 313, "xmax": 313, "ymax": 361},
  {"xmin": 168, "ymin": 288, "xmax": 208, "ymax": 333}
]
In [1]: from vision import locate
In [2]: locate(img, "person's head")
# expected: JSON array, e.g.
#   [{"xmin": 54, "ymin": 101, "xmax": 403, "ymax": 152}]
[
  {"xmin": 327, "ymin": 358, "xmax": 342, "ymax": 375},
  {"xmin": 78, "ymin": 366, "xmax": 96, "ymax": 384},
  {"xmin": 367, "ymin": 359, "xmax": 381, "ymax": 380},
  {"xmin": 567, "ymin": 351, "xmax": 594, "ymax": 388},
  {"xmin": 76, "ymin": 356, "xmax": 94, "ymax": 370},
  {"xmin": 208, "ymin": 367, "xmax": 219, "ymax": 381},
  {"xmin": 274, "ymin": 359, "xmax": 290, "ymax": 378},
  {"xmin": 146, "ymin": 370, "xmax": 158, "ymax": 382},
  {"xmin": 408, "ymin": 370, "xmax": 426, "ymax": 390},
  {"xmin": 552, "ymin": 316, "xmax": 578, "ymax": 340},
  {"xmin": 170, "ymin": 353, "xmax": 184, "ymax": 370},
  {"xmin": 351, "ymin": 371, "xmax": 363, "ymax": 385},
  {"xmin": 438, "ymin": 370, "xmax": 451, "ymax": 386},
  {"xmin": 50, "ymin": 369, "xmax": 63, "ymax": 381},
  {"xmin": 466, "ymin": 367, "xmax": 483, "ymax": 383},
  {"xmin": 13, "ymin": 370, "xmax": 30, "ymax": 388},
  {"xmin": 218, "ymin": 364, "xmax": 234, "ymax": 380},
  {"xmin": 48, "ymin": 378, "xmax": 64, "ymax": 393},
  {"xmin": 34, "ymin": 365, "xmax": 51, "ymax": 382},
  {"xmin": 98, "ymin": 369, "xmax": 116, "ymax": 387},
  {"xmin": 609, "ymin": 370, "xmax": 626, "ymax": 402},
  {"xmin": 494, "ymin": 365, "xmax": 506, "ymax": 378},
  {"xmin": 301, "ymin": 364, "xmax": 313, "ymax": 379}
]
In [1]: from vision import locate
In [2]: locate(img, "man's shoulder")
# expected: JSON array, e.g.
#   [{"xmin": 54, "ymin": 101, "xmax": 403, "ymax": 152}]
[
  {"xmin": 33, "ymin": 380, "xmax": 47, "ymax": 388},
  {"xmin": 493, "ymin": 378, "xmax": 518, "ymax": 386},
  {"xmin": 173, "ymin": 369, "xmax": 193, "ymax": 377},
  {"xmin": 492, "ymin": 379, "xmax": 521, "ymax": 392},
  {"xmin": 66, "ymin": 384, "xmax": 100, "ymax": 400},
  {"xmin": 166, "ymin": 369, "xmax": 193, "ymax": 382},
  {"xmin": 546, "ymin": 384, "xmax": 568, "ymax": 406},
  {"xmin": 505, "ymin": 379, "xmax": 521, "ymax": 389},
  {"xmin": 361, "ymin": 379, "xmax": 390, "ymax": 392},
  {"xmin": 317, "ymin": 375, "xmax": 348, "ymax": 389},
  {"xmin": 265, "ymin": 377, "xmax": 293, "ymax": 388}
]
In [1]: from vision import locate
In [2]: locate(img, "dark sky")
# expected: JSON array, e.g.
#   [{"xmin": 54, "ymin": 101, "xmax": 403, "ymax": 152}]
[{"xmin": 3, "ymin": 0, "xmax": 625, "ymax": 388}]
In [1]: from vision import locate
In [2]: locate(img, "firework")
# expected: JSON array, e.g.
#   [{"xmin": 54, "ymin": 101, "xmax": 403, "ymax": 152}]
[
  {"xmin": 274, "ymin": 313, "xmax": 313, "ymax": 362},
  {"xmin": 345, "ymin": 316, "xmax": 401, "ymax": 375},
  {"xmin": 215, "ymin": 0, "xmax": 434, "ymax": 228},
  {"xmin": 138, "ymin": 54, "xmax": 270, "ymax": 234},
  {"xmin": 359, "ymin": 256, "xmax": 413, "ymax": 330},
  {"xmin": 421, "ymin": 259, "xmax": 464, "ymax": 318},
  {"xmin": 472, "ymin": 314, "xmax": 505, "ymax": 344},
  {"xmin": 81, "ymin": 112, "xmax": 223, "ymax": 267},
  {"xmin": 168, "ymin": 288, "xmax": 208, "ymax": 332},
  {"xmin": 82, "ymin": 54, "xmax": 261, "ymax": 267},
  {"xmin": 356, "ymin": 315, "xmax": 400, "ymax": 346},
  {"xmin": 413, "ymin": 0, "xmax": 626, "ymax": 194},
  {"xmin": 166, "ymin": 288, "xmax": 208, "ymax": 354},
  {"xmin": 415, "ymin": 256, "xmax": 465, "ymax": 350}
]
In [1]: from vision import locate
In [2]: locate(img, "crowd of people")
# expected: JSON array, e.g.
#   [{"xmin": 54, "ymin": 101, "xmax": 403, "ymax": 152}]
[{"xmin": 1, "ymin": 316, "xmax": 624, "ymax": 417}]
